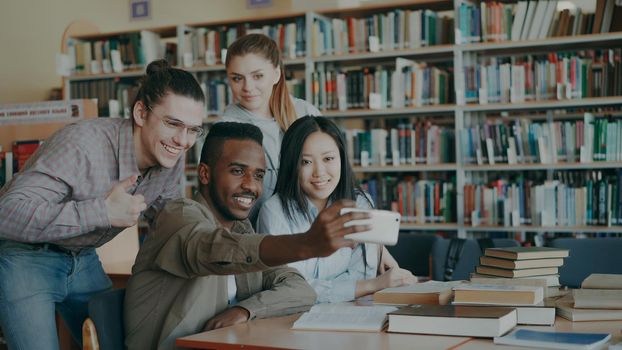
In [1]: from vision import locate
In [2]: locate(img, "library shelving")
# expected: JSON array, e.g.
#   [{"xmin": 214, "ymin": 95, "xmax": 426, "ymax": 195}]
[{"xmin": 59, "ymin": 0, "xmax": 622, "ymax": 239}]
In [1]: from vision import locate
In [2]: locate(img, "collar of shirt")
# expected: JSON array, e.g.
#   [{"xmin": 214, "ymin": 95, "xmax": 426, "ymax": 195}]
[{"xmin": 118, "ymin": 119, "xmax": 140, "ymax": 182}]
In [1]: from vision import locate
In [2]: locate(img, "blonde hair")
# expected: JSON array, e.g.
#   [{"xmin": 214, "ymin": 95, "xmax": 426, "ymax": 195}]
[{"xmin": 225, "ymin": 33, "xmax": 297, "ymax": 131}]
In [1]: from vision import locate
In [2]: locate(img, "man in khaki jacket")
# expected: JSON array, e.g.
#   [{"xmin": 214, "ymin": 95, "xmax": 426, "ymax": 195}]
[{"xmin": 124, "ymin": 122, "xmax": 370, "ymax": 350}]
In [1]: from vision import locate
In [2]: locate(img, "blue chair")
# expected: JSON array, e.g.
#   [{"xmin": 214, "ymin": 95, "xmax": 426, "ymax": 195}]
[
  {"xmin": 431, "ymin": 238, "xmax": 520, "ymax": 281},
  {"xmin": 386, "ymin": 233, "xmax": 441, "ymax": 278},
  {"xmin": 82, "ymin": 288, "xmax": 125, "ymax": 350},
  {"xmin": 551, "ymin": 238, "xmax": 622, "ymax": 288}
]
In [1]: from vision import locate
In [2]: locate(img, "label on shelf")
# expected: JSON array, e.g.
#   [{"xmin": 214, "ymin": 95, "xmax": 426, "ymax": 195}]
[{"xmin": 0, "ymin": 100, "xmax": 86, "ymax": 125}]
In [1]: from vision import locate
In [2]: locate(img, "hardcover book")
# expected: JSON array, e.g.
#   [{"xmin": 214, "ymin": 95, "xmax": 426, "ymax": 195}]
[
  {"xmin": 453, "ymin": 284, "xmax": 543, "ymax": 306},
  {"xmin": 494, "ymin": 329, "xmax": 611, "ymax": 350},
  {"xmin": 480, "ymin": 256, "xmax": 564, "ymax": 270},
  {"xmin": 484, "ymin": 247, "xmax": 569, "ymax": 260},
  {"xmin": 387, "ymin": 305, "xmax": 516, "ymax": 337},
  {"xmin": 476, "ymin": 265, "xmax": 558, "ymax": 278}
]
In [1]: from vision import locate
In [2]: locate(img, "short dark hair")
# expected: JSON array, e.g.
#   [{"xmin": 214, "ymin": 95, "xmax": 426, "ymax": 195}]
[
  {"xmin": 133, "ymin": 59, "xmax": 205, "ymax": 110},
  {"xmin": 274, "ymin": 116, "xmax": 370, "ymax": 222},
  {"xmin": 200, "ymin": 122, "xmax": 263, "ymax": 168}
]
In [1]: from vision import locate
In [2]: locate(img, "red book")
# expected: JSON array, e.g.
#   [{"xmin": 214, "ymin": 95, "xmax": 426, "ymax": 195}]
[
  {"xmin": 12, "ymin": 141, "xmax": 40, "ymax": 171},
  {"xmin": 347, "ymin": 17, "xmax": 355, "ymax": 53}
]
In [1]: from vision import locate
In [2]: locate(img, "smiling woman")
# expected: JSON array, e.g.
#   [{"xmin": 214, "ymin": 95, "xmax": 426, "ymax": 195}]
[{"xmin": 256, "ymin": 116, "xmax": 417, "ymax": 304}]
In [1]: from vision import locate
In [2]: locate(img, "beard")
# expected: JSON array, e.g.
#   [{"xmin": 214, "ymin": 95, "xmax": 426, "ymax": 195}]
[{"xmin": 208, "ymin": 180, "xmax": 241, "ymax": 222}]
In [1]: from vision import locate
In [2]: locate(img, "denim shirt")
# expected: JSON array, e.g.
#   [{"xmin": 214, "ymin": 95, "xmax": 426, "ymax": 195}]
[{"xmin": 256, "ymin": 194, "xmax": 378, "ymax": 303}]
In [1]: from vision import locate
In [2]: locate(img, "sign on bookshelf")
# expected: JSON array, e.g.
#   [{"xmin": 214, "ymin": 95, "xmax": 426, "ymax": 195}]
[{"xmin": 0, "ymin": 100, "xmax": 85, "ymax": 125}]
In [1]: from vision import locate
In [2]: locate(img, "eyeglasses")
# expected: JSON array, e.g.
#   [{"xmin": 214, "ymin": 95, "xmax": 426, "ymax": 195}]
[{"xmin": 147, "ymin": 105, "xmax": 206, "ymax": 138}]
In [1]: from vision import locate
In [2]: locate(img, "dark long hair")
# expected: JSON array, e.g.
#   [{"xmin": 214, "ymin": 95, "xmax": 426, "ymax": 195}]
[
  {"xmin": 133, "ymin": 59, "xmax": 204, "ymax": 110},
  {"xmin": 225, "ymin": 34, "xmax": 296, "ymax": 131},
  {"xmin": 274, "ymin": 116, "xmax": 371, "ymax": 223},
  {"xmin": 275, "ymin": 116, "xmax": 373, "ymax": 274}
]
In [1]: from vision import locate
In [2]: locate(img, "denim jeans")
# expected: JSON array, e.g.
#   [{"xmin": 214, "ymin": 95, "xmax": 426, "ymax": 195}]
[{"xmin": 0, "ymin": 241, "xmax": 112, "ymax": 350}]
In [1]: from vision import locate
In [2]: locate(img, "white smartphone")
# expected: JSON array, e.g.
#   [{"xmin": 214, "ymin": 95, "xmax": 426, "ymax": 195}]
[{"xmin": 340, "ymin": 208, "xmax": 401, "ymax": 246}]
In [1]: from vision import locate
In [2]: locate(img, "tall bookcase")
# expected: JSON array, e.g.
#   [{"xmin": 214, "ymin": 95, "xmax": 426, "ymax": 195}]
[{"xmin": 61, "ymin": 0, "xmax": 622, "ymax": 242}]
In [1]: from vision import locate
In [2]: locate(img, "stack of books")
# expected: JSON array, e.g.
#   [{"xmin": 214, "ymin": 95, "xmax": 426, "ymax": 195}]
[
  {"xmin": 452, "ymin": 283, "xmax": 555, "ymax": 325},
  {"xmin": 473, "ymin": 246, "xmax": 568, "ymax": 297},
  {"xmin": 556, "ymin": 273, "xmax": 622, "ymax": 321}
]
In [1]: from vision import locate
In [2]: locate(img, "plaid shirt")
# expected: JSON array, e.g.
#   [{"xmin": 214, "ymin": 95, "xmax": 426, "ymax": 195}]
[{"xmin": 0, "ymin": 118, "xmax": 183, "ymax": 251}]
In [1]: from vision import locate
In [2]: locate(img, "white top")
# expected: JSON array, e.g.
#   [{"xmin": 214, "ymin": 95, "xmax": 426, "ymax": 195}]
[
  {"xmin": 256, "ymin": 193, "xmax": 378, "ymax": 303},
  {"xmin": 219, "ymin": 96, "xmax": 321, "ymax": 224}
]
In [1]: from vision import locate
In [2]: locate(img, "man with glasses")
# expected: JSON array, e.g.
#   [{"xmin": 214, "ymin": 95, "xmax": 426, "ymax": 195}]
[{"xmin": 0, "ymin": 60, "xmax": 206, "ymax": 349}]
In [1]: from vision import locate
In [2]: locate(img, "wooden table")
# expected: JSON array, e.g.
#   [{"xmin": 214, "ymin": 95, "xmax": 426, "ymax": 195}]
[
  {"xmin": 176, "ymin": 314, "xmax": 472, "ymax": 350},
  {"xmin": 177, "ymin": 314, "xmax": 622, "ymax": 350}
]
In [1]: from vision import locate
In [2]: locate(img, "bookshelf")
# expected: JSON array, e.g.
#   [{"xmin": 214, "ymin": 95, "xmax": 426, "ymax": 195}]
[
  {"xmin": 60, "ymin": 0, "xmax": 622, "ymax": 240},
  {"xmin": 0, "ymin": 99, "xmax": 98, "ymax": 190}
]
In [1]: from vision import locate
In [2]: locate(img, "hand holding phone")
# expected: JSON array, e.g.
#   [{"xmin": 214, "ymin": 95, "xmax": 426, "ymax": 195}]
[{"xmin": 340, "ymin": 208, "xmax": 400, "ymax": 245}]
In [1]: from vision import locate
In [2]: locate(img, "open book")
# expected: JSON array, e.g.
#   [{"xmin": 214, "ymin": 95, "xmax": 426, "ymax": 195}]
[{"xmin": 292, "ymin": 304, "xmax": 397, "ymax": 332}]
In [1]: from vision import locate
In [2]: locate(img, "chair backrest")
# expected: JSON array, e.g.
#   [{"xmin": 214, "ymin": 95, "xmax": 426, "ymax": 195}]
[
  {"xmin": 386, "ymin": 233, "xmax": 440, "ymax": 277},
  {"xmin": 88, "ymin": 288, "xmax": 125, "ymax": 350},
  {"xmin": 431, "ymin": 238, "xmax": 520, "ymax": 281},
  {"xmin": 551, "ymin": 238, "xmax": 622, "ymax": 288}
]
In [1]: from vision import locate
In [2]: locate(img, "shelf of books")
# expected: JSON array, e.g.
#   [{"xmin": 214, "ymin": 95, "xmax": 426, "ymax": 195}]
[
  {"xmin": 58, "ymin": 0, "xmax": 622, "ymax": 240},
  {"xmin": 455, "ymin": 0, "xmax": 622, "ymax": 241}
]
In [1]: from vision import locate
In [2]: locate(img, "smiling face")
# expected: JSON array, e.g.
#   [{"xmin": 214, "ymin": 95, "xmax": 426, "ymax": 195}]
[
  {"xmin": 226, "ymin": 53, "xmax": 281, "ymax": 118},
  {"xmin": 199, "ymin": 139, "xmax": 266, "ymax": 228},
  {"xmin": 298, "ymin": 131, "xmax": 341, "ymax": 211},
  {"xmin": 133, "ymin": 92, "xmax": 206, "ymax": 171}
]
